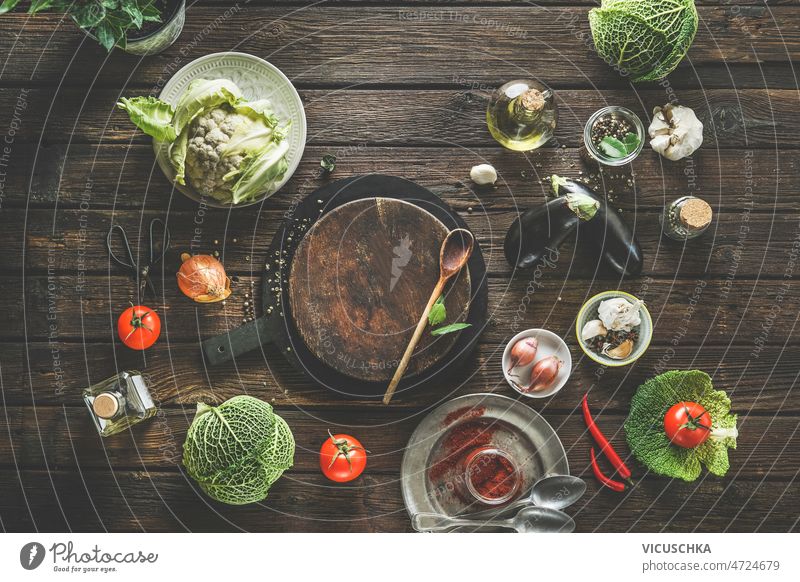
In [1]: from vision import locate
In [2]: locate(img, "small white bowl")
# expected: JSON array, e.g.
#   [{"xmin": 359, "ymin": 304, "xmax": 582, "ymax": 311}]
[{"xmin": 502, "ymin": 329, "xmax": 572, "ymax": 399}]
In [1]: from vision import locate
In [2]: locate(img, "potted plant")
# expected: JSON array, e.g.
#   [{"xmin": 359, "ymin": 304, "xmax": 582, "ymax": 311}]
[{"xmin": 0, "ymin": 0, "xmax": 186, "ymax": 55}]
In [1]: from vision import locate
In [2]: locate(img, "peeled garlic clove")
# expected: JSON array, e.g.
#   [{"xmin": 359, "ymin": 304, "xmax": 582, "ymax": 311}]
[
  {"xmin": 602, "ymin": 339, "xmax": 634, "ymax": 360},
  {"xmin": 470, "ymin": 163, "xmax": 498, "ymax": 185},
  {"xmin": 581, "ymin": 319, "xmax": 607, "ymax": 341}
]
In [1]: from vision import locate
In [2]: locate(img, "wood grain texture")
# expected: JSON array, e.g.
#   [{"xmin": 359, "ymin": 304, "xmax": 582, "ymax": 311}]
[
  {"xmin": 1, "ymin": 0, "xmax": 798, "ymax": 533},
  {"xmin": 290, "ymin": 197, "xmax": 471, "ymax": 381}
]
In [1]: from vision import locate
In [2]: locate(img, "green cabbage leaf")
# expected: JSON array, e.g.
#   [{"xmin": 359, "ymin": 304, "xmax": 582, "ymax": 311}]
[
  {"xmin": 625, "ymin": 370, "xmax": 737, "ymax": 482},
  {"xmin": 183, "ymin": 395, "xmax": 295, "ymax": 505},
  {"xmin": 589, "ymin": 0, "xmax": 699, "ymax": 82}
]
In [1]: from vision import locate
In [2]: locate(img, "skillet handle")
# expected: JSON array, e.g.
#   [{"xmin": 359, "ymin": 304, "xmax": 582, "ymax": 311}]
[{"xmin": 202, "ymin": 316, "xmax": 273, "ymax": 366}]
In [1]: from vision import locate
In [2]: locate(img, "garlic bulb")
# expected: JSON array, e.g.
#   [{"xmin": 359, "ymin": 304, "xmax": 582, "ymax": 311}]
[
  {"xmin": 598, "ymin": 297, "xmax": 643, "ymax": 332},
  {"xmin": 470, "ymin": 163, "xmax": 498, "ymax": 185},
  {"xmin": 581, "ymin": 319, "xmax": 608, "ymax": 341},
  {"xmin": 648, "ymin": 104, "xmax": 703, "ymax": 161}
]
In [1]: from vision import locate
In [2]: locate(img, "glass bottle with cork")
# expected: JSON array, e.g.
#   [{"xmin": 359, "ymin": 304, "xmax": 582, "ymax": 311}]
[
  {"xmin": 83, "ymin": 371, "xmax": 157, "ymax": 437},
  {"xmin": 486, "ymin": 79, "xmax": 557, "ymax": 151},
  {"xmin": 660, "ymin": 196, "xmax": 713, "ymax": 240}
]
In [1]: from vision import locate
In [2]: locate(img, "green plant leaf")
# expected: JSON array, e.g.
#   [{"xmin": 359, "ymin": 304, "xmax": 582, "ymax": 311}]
[
  {"xmin": 428, "ymin": 295, "xmax": 446, "ymax": 327},
  {"xmin": 120, "ymin": 0, "xmax": 143, "ymax": 28},
  {"xmin": 28, "ymin": 0, "xmax": 54, "ymax": 14},
  {"xmin": 320, "ymin": 154, "xmax": 336, "ymax": 175},
  {"xmin": 70, "ymin": 2, "xmax": 106, "ymax": 29},
  {"xmin": 622, "ymin": 132, "xmax": 641, "ymax": 154},
  {"xmin": 94, "ymin": 21, "xmax": 118, "ymax": 51},
  {"xmin": 430, "ymin": 322, "xmax": 472, "ymax": 336},
  {"xmin": 598, "ymin": 136, "xmax": 627, "ymax": 158},
  {"xmin": 0, "ymin": 0, "xmax": 23, "ymax": 15},
  {"xmin": 117, "ymin": 96, "xmax": 177, "ymax": 141}
]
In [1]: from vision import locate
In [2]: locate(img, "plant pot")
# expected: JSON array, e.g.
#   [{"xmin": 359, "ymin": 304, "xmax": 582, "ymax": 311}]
[{"xmin": 123, "ymin": 0, "xmax": 185, "ymax": 55}]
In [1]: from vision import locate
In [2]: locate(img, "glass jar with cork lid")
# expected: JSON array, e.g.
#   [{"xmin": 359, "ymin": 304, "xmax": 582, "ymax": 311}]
[
  {"xmin": 486, "ymin": 79, "xmax": 557, "ymax": 151},
  {"xmin": 83, "ymin": 371, "xmax": 157, "ymax": 437},
  {"xmin": 660, "ymin": 196, "xmax": 713, "ymax": 240}
]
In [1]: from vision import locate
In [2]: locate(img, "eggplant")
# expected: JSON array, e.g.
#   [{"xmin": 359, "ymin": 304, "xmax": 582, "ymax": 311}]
[
  {"xmin": 504, "ymin": 191, "xmax": 600, "ymax": 269},
  {"xmin": 550, "ymin": 175, "xmax": 643, "ymax": 276}
]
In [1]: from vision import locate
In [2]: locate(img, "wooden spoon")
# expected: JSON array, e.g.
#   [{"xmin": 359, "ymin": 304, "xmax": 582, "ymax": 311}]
[{"xmin": 383, "ymin": 228, "xmax": 475, "ymax": 405}]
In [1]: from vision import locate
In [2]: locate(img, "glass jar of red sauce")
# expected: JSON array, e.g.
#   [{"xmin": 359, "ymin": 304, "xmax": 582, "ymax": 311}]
[{"xmin": 462, "ymin": 446, "xmax": 521, "ymax": 506}]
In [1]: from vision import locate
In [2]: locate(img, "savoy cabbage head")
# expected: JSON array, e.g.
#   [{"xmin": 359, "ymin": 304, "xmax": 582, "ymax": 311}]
[
  {"xmin": 625, "ymin": 370, "xmax": 737, "ymax": 482},
  {"xmin": 183, "ymin": 395, "xmax": 295, "ymax": 505},
  {"xmin": 589, "ymin": 0, "xmax": 699, "ymax": 82}
]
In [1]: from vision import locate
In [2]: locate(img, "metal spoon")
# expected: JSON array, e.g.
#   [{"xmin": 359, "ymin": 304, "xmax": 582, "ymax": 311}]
[
  {"xmin": 383, "ymin": 228, "xmax": 475, "ymax": 404},
  {"xmin": 461, "ymin": 474, "xmax": 587, "ymax": 521},
  {"xmin": 412, "ymin": 506, "xmax": 575, "ymax": 533}
]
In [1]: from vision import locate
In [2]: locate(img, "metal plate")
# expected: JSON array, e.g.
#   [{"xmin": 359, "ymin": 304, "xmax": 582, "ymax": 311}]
[
  {"xmin": 155, "ymin": 51, "xmax": 307, "ymax": 208},
  {"xmin": 401, "ymin": 393, "xmax": 569, "ymax": 529}
]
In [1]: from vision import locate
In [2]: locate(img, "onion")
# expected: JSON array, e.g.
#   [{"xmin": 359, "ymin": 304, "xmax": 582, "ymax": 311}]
[
  {"xmin": 507, "ymin": 336, "xmax": 538, "ymax": 372},
  {"xmin": 177, "ymin": 253, "xmax": 232, "ymax": 303},
  {"xmin": 519, "ymin": 355, "xmax": 562, "ymax": 392}
]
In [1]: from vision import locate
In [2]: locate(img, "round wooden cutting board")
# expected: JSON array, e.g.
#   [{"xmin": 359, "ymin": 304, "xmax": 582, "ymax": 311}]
[{"xmin": 289, "ymin": 197, "xmax": 472, "ymax": 382}]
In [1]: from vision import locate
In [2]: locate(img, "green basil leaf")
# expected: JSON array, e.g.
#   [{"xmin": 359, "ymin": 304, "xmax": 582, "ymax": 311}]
[
  {"xmin": 28, "ymin": 0, "xmax": 54, "ymax": 14},
  {"xmin": 622, "ymin": 132, "xmax": 641, "ymax": 154},
  {"xmin": 427, "ymin": 295, "xmax": 447, "ymax": 327},
  {"xmin": 598, "ymin": 136, "xmax": 627, "ymax": 158},
  {"xmin": 430, "ymin": 322, "xmax": 472, "ymax": 336}
]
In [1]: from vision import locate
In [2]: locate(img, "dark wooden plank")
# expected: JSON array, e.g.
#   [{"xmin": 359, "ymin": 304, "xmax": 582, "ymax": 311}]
[
  {"xmin": 1, "ymin": 469, "xmax": 797, "ymax": 532},
  {"xmin": 6, "ymin": 276, "xmax": 798, "ymax": 345},
  {"xmin": 0, "ymin": 6, "xmax": 797, "ymax": 87},
  {"xmin": 1, "ymin": 87, "xmax": 796, "ymax": 148},
  {"xmin": 1, "ymin": 406, "xmax": 797, "ymax": 483},
  {"xmin": 3, "ymin": 207, "xmax": 797, "ymax": 280},
  {"xmin": 2, "ymin": 145, "xmax": 796, "ymax": 211},
  {"xmin": 4, "ymin": 339, "xmax": 799, "ymax": 411}
]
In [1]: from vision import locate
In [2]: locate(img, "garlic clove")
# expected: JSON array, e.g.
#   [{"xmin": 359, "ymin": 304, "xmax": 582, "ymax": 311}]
[
  {"xmin": 581, "ymin": 319, "xmax": 608, "ymax": 341},
  {"xmin": 470, "ymin": 163, "xmax": 498, "ymax": 186},
  {"xmin": 602, "ymin": 339, "xmax": 634, "ymax": 360}
]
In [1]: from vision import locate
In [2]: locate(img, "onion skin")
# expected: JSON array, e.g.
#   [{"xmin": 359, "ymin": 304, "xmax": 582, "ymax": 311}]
[
  {"xmin": 524, "ymin": 356, "xmax": 563, "ymax": 392},
  {"xmin": 177, "ymin": 253, "xmax": 232, "ymax": 303},
  {"xmin": 507, "ymin": 336, "xmax": 538, "ymax": 372}
]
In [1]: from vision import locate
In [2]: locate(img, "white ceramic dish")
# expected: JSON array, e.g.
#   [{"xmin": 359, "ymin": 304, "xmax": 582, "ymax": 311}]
[
  {"xmin": 502, "ymin": 328, "xmax": 572, "ymax": 399},
  {"xmin": 154, "ymin": 51, "xmax": 307, "ymax": 208}
]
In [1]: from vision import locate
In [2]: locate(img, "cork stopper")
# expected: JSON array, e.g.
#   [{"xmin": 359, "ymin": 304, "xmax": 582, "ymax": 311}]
[
  {"xmin": 93, "ymin": 392, "xmax": 120, "ymax": 420},
  {"xmin": 520, "ymin": 88, "xmax": 545, "ymax": 112},
  {"xmin": 679, "ymin": 198, "xmax": 713, "ymax": 230}
]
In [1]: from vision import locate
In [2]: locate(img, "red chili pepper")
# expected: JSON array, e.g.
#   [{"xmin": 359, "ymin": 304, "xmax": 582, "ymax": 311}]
[
  {"xmin": 582, "ymin": 394, "xmax": 632, "ymax": 481},
  {"xmin": 590, "ymin": 448, "xmax": 626, "ymax": 492}
]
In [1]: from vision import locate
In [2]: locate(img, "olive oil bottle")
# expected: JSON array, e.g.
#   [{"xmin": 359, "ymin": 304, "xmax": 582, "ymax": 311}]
[{"xmin": 487, "ymin": 80, "xmax": 557, "ymax": 151}]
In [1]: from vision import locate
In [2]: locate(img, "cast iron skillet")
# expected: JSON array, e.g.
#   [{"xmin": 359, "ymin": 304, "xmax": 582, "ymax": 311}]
[{"xmin": 201, "ymin": 174, "xmax": 489, "ymax": 399}]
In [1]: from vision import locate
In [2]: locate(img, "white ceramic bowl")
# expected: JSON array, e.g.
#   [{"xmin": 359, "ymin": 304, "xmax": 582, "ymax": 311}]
[
  {"xmin": 155, "ymin": 52, "xmax": 307, "ymax": 208},
  {"xmin": 502, "ymin": 329, "xmax": 572, "ymax": 399},
  {"xmin": 575, "ymin": 290, "xmax": 653, "ymax": 367}
]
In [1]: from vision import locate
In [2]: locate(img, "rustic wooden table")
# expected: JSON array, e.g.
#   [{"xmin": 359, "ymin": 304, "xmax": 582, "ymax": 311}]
[{"xmin": 1, "ymin": 0, "xmax": 798, "ymax": 533}]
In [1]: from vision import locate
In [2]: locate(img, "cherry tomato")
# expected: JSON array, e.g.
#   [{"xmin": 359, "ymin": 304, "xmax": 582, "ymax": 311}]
[
  {"xmin": 664, "ymin": 401, "xmax": 712, "ymax": 448},
  {"xmin": 319, "ymin": 431, "xmax": 368, "ymax": 482},
  {"xmin": 118, "ymin": 305, "xmax": 161, "ymax": 350}
]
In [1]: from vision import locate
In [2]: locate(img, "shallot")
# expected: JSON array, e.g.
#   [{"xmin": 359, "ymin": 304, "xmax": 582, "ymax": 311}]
[
  {"xmin": 177, "ymin": 253, "xmax": 232, "ymax": 303},
  {"xmin": 507, "ymin": 336, "xmax": 538, "ymax": 372},
  {"xmin": 516, "ymin": 355, "xmax": 562, "ymax": 393}
]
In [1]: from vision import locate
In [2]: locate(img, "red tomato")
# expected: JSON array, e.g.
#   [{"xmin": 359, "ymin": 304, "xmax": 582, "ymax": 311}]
[
  {"xmin": 118, "ymin": 305, "xmax": 161, "ymax": 350},
  {"xmin": 664, "ymin": 401, "xmax": 712, "ymax": 448},
  {"xmin": 319, "ymin": 431, "xmax": 368, "ymax": 482}
]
